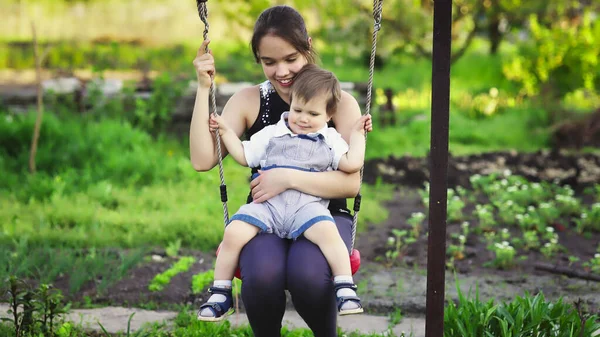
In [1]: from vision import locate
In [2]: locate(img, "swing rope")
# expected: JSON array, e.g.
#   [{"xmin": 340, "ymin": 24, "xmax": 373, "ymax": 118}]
[
  {"xmin": 351, "ymin": 0, "xmax": 384, "ymax": 251},
  {"xmin": 196, "ymin": 0, "xmax": 229, "ymax": 226}
]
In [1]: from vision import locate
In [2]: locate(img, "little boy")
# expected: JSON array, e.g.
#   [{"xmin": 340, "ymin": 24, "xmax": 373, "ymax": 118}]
[{"xmin": 198, "ymin": 64, "xmax": 372, "ymax": 321}]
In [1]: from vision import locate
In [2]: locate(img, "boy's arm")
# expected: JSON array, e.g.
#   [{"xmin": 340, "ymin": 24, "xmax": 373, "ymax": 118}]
[
  {"xmin": 219, "ymin": 131, "xmax": 248, "ymax": 166},
  {"xmin": 335, "ymin": 114, "xmax": 372, "ymax": 173},
  {"xmin": 209, "ymin": 113, "xmax": 248, "ymax": 166},
  {"xmin": 336, "ymin": 132, "xmax": 366, "ymax": 173}
]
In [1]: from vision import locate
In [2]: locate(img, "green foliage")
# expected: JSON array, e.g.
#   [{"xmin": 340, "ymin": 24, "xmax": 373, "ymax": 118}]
[
  {"xmin": 424, "ymin": 172, "xmax": 600, "ymax": 271},
  {"xmin": 1, "ymin": 276, "xmax": 72, "ymax": 337},
  {"xmin": 166, "ymin": 239, "xmax": 182, "ymax": 258},
  {"xmin": 2, "ymin": 41, "xmax": 193, "ymax": 73},
  {"xmin": 191, "ymin": 269, "xmax": 215, "ymax": 295},
  {"xmin": 444, "ymin": 282, "xmax": 600, "ymax": 337},
  {"xmin": 131, "ymin": 73, "xmax": 187, "ymax": 134},
  {"xmin": 0, "ymin": 241, "xmax": 146, "ymax": 295},
  {"xmin": 0, "ymin": 112, "xmax": 191, "ymax": 200},
  {"xmin": 503, "ymin": 11, "xmax": 600, "ymax": 103},
  {"xmin": 149, "ymin": 256, "xmax": 196, "ymax": 292}
]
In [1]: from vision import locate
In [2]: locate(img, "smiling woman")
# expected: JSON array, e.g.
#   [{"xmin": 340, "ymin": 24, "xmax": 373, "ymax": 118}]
[{"xmin": 189, "ymin": 4, "xmax": 366, "ymax": 336}]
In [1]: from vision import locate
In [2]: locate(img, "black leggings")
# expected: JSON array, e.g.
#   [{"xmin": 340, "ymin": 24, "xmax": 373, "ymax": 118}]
[{"xmin": 238, "ymin": 213, "xmax": 353, "ymax": 337}]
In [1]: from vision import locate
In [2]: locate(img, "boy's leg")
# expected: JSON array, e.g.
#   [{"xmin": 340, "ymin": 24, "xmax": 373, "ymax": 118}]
[
  {"xmin": 302, "ymin": 220, "xmax": 351, "ymax": 276},
  {"xmin": 198, "ymin": 220, "xmax": 260, "ymax": 320},
  {"xmin": 303, "ymin": 220, "xmax": 363, "ymax": 315},
  {"xmin": 214, "ymin": 220, "xmax": 261, "ymax": 280}
]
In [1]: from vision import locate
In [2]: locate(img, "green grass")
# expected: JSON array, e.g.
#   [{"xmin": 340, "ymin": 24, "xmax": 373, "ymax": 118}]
[
  {"xmin": 0, "ymin": 242, "xmax": 147, "ymax": 295},
  {"xmin": 0, "ymin": 156, "xmax": 392, "ymax": 251},
  {"xmin": 0, "ymin": 111, "xmax": 393, "ymax": 253},
  {"xmin": 364, "ymin": 104, "xmax": 549, "ymax": 160}
]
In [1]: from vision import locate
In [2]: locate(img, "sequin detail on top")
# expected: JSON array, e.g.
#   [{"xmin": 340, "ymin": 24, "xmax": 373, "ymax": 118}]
[
  {"xmin": 247, "ymin": 80, "xmax": 288, "ymax": 140},
  {"xmin": 259, "ymin": 80, "xmax": 276, "ymax": 125}
]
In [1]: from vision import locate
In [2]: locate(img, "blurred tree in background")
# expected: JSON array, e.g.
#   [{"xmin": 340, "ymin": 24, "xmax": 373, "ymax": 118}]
[{"xmin": 0, "ymin": 0, "xmax": 598, "ymax": 110}]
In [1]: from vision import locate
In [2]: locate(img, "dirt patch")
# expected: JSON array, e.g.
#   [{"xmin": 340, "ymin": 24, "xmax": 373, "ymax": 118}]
[
  {"xmin": 47, "ymin": 249, "xmax": 216, "ymax": 309},
  {"xmin": 355, "ymin": 189, "xmax": 600, "ymax": 278},
  {"xmin": 356, "ymin": 150, "xmax": 600, "ymax": 314},
  {"xmin": 363, "ymin": 150, "xmax": 600, "ymax": 189},
  {"xmin": 552, "ymin": 109, "xmax": 600, "ymax": 150}
]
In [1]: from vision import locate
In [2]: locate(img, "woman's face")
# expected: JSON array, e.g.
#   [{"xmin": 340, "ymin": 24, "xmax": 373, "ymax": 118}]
[{"xmin": 257, "ymin": 34, "xmax": 309, "ymax": 102}]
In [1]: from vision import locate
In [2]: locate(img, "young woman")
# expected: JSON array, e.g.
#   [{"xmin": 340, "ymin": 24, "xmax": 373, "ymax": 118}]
[{"xmin": 190, "ymin": 5, "xmax": 366, "ymax": 337}]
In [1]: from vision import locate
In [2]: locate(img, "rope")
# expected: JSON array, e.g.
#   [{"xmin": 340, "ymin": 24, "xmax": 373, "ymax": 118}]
[
  {"xmin": 196, "ymin": 0, "xmax": 229, "ymax": 226},
  {"xmin": 351, "ymin": 0, "xmax": 384, "ymax": 251}
]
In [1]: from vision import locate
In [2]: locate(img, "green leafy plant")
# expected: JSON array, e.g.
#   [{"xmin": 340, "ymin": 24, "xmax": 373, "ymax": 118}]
[
  {"xmin": 380, "ymin": 229, "xmax": 416, "ymax": 268},
  {"xmin": 149, "ymin": 256, "xmax": 196, "ymax": 292},
  {"xmin": 583, "ymin": 253, "xmax": 600, "ymax": 274},
  {"xmin": 1, "ymin": 276, "xmax": 70, "ymax": 337},
  {"xmin": 388, "ymin": 308, "xmax": 403, "ymax": 328},
  {"xmin": 191, "ymin": 269, "xmax": 215, "ymax": 295},
  {"xmin": 487, "ymin": 241, "xmax": 516, "ymax": 270},
  {"xmin": 445, "ymin": 281, "xmax": 600, "ymax": 337},
  {"xmin": 166, "ymin": 239, "xmax": 182, "ymax": 258},
  {"xmin": 406, "ymin": 212, "xmax": 425, "ymax": 238}
]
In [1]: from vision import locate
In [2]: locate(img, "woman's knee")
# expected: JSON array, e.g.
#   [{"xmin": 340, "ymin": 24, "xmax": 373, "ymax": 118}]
[
  {"xmin": 287, "ymin": 239, "xmax": 332, "ymax": 293},
  {"xmin": 239, "ymin": 234, "xmax": 287, "ymax": 291}
]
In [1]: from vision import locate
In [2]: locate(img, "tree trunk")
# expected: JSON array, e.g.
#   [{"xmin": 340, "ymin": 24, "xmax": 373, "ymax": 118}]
[
  {"xmin": 29, "ymin": 21, "xmax": 44, "ymax": 174},
  {"xmin": 488, "ymin": 18, "xmax": 502, "ymax": 54}
]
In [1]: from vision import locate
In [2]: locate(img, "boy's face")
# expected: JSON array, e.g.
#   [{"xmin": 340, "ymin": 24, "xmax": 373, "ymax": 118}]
[{"xmin": 288, "ymin": 92, "xmax": 331, "ymax": 135}]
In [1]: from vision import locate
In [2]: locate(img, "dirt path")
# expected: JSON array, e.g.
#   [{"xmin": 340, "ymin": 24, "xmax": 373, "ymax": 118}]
[{"xmin": 0, "ymin": 304, "xmax": 426, "ymax": 336}]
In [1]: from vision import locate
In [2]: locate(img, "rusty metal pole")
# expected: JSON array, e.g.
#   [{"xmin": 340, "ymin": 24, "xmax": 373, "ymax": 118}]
[{"xmin": 425, "ymin": 0, "xmax": 452, "ymax": 336}]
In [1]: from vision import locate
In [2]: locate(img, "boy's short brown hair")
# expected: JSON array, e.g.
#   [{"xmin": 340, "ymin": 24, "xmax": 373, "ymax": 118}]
[{"xmin": 290, "ymin": 64, "xmax": 341, "ymax": 116}]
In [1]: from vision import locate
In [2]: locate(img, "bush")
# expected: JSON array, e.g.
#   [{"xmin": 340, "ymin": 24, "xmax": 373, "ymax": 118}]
[{"xmin": 503, "ymin": 12, "xmax": 600, "ymax": 103}]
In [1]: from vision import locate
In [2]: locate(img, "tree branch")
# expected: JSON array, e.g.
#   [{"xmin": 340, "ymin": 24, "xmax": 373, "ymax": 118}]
[
  {"xmin": 29, "ymin": 21, "xmax": 45, "ymax": 174},
  {"xmin": 450, "ymin": 10, "xmax": 482, "ymax": 64},
  {"xmin": 535, "ymin": 262, "xmax": 600, "ymax": 282}
]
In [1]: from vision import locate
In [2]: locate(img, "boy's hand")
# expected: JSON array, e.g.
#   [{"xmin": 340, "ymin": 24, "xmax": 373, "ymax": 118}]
[
  {"xmin": 352, "ymin": 114, "xmax": 373, "ymax": 135},
  {"xmin": 209, "ymin": 113, "xmax": 229, "ymax": 136}
]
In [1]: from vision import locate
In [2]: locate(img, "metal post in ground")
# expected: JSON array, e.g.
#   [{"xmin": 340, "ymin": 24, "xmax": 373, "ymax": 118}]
[{"xmin": 425, "ymin": 0, "xmax": 452, "ymax": 336}]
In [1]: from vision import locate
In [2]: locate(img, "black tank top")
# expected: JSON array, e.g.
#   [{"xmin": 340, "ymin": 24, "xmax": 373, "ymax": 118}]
[{"xmin": 245, "ymin": 81, "xmax": 350, "ymax": 215}]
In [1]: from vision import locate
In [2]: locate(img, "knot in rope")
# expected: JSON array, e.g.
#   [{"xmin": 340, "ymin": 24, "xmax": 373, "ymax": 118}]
[
  {"xmin": 373, "ymin": 0, "xmax": 384, "ymax": 32},
  {"xmin": 196, "ymin": 1, "xmax": 210, "ymax": 49}
]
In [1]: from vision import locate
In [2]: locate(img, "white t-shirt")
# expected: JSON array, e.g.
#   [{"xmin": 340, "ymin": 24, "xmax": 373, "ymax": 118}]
[{"xmin": 243, "ymin": 112, "xmax": 349, "ymax": 170}]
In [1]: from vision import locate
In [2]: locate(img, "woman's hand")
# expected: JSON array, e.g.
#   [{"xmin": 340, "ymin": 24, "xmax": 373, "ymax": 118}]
[
  {"xmin": 193, "ymin": 39, "xmax": 215, "ymax": 89},
  {"xmin": 250, "ymin": 168, "xmax": 293, "ymax": 203}
]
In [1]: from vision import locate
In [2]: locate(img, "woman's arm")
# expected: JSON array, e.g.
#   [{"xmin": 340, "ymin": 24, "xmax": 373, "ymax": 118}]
[
  {"xmin": 250, "ymin": 90, "xmax": 364, "ymax": 203},
  {"xmin": 251, "ymin": 169, "xmax": 360, "ymax": 203},
  {"xmin": 189, "ymin": 65, "xmax": 259, "ymax": 171}
]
